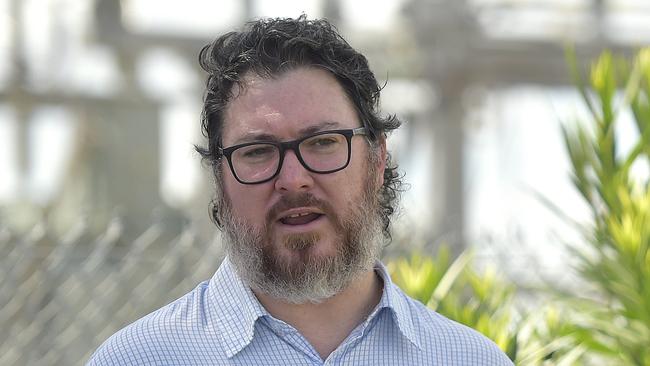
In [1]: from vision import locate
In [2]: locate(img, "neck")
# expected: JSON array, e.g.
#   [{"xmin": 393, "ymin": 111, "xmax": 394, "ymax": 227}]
[{"xmin": 253, "ymin": 268, "xmax": 383, "ymax": 360}]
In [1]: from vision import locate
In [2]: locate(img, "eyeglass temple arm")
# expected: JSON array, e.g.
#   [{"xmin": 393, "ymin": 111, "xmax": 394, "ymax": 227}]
[{"xmin": 352, "ymin": 127, "xmax": 367, "ymax": 136}]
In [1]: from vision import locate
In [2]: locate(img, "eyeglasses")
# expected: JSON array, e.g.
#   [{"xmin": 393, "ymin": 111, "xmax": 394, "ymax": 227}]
[{"xmin": 219, "ymin": 127, "xmax": 368, "ymax": 184}]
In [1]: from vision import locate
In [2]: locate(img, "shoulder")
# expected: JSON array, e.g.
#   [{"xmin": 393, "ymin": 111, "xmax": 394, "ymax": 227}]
[
  {"xmin": 87, "ymin": 280, "xmax": 216, "ymax": 366},
  {"xmin": 395, "ymin": 288, "xmax": 514, "ymax": 366}
]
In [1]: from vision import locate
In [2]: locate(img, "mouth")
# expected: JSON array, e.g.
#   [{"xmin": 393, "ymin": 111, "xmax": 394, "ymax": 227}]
[{"xmin": 278, "ymin": 209, "xmax": 324, "ymax": 226}]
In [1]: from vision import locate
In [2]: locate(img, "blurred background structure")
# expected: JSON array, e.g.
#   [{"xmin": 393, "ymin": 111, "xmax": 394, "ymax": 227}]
[{"xmin": 1, "ymin": 0, "xmax": 650, "ymax": 365}]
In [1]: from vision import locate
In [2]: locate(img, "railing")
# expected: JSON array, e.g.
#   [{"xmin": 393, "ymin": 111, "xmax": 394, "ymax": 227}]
[{"xmin": 0, "ymin": 217, "xmax": 224, "ymax": 366}]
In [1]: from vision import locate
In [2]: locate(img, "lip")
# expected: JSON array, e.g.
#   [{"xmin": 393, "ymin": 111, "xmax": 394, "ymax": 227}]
[
  {"xmin": 274, "ymin": 207, "xmax": 326, "ymax": 233},
  {"xmin": 275, "ymin": 207, "xmax": 324, "ymax": 222},
  {"xmin": 275, "ymin": 215, "xmax": 326, "ymax": 234}
]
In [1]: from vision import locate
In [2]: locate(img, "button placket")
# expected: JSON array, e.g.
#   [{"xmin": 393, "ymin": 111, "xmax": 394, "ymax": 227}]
[{"xmin": 264, "ymin": 317, "xmax": 324, "ymax": 363}]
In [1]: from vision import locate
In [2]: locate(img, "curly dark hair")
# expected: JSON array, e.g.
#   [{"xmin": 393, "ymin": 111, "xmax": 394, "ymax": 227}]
[{"xmin": 195, "ymin": 15, "xmax": 403, "ymax": 239}]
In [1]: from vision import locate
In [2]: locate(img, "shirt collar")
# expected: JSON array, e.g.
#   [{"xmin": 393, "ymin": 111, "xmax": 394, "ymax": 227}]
[
  {"xmin": 207, "ymin": 257, "xmax": 269, "ymax": 358},
  {"xmin": 207, "ymin": 258, "xmax": 422, "ymax": 358},
  {"xmin": 373, "ymin": 262, "xmax": 423, "ymax": 350}
]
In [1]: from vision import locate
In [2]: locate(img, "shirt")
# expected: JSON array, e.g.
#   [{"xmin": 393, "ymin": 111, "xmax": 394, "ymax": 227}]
[{"xmin": 87, "ymin": 257, "xmax": 514, "ymax": 365}]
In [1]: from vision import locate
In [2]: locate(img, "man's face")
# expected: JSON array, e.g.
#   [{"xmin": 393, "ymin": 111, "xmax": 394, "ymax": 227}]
[{"xmin": 218, "ymin": 67, "xmax": 387, "ymax": 303}]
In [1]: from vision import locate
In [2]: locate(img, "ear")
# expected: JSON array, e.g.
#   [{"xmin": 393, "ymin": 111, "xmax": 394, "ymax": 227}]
[{"xmin": 375, "ymin": 135, "xmax": 387, "ymax": 187}]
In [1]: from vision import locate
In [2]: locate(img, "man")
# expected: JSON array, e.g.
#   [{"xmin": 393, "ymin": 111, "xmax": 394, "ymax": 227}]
[{"xmin": 88, "ymin": 16, "xmax": 513, "ymax": 365}]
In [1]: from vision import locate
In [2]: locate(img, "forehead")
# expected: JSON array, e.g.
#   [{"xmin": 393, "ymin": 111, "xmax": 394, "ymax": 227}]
[{"xmin": 221, "ymin": 67, "xmax": 359, "ymax": 145}]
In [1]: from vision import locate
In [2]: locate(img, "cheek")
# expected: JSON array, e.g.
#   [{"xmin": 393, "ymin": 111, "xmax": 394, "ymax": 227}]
[
  {"xmin": 326, "ymin": 157, "xmax": 368, "ymax": 203},
  {"xmin": 223, "ymin": 175, "xmax": 270, "ymax": 222}
]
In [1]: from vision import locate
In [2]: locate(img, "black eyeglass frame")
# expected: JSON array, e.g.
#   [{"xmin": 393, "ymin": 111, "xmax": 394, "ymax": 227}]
[{"xmin": 218, "ymin": 127, "xmax": 368, "ymax": 185}]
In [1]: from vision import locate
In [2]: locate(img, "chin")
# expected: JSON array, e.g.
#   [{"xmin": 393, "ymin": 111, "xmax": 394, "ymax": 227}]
[{"xmin": 276, "ymin": 233, "xmax": 339, "ymax": 263}]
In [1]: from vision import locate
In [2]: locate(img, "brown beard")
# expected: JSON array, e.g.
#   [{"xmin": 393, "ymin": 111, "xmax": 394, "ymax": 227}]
[{"xmin": 220, "ymin": 164, "xmax": 384, "ymax": 304}]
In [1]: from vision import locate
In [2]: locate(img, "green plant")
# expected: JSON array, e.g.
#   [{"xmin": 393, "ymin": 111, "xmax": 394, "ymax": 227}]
[
  {"xmin": 388, "ymin": 249, "xmax": 516, "ymax": 356},
  {"xmin": 389, "ymin": 48, "xmax": 650, "ymax": 366},
  {"xmin": 389, "ymin": 249, "xmax": 605, "ymax": 365},
  {"xmin": 561, "ymin": 48, "xmax": 650, "ymax": 365}
]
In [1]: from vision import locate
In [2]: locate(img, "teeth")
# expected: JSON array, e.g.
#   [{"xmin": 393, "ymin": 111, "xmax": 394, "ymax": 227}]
[{"xmin": 287, "ymin": 212, "xmax": 311, "ymax": 218}]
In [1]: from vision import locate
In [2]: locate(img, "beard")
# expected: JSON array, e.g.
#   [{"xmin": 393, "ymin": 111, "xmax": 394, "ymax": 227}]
[{"xmin": 219, "ymin": 168, "xmax": 384, "ymax": 304}]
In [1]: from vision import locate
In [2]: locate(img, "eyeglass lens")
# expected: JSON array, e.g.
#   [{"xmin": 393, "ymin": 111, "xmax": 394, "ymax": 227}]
[{"xmin": 231, "ymin": 132, "xmax": 349, "ymax": 183}]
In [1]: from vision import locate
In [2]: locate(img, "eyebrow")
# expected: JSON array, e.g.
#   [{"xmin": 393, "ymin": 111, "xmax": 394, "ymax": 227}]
[
  {"xmin": 298, "ymin": 121, "xmax": 341, "ymax": 136},
  {"xmin": 231, "ymin": 132, "xmax": 279, "ymax": 145},
  {"xmin": 230, "ymin": 121, "xmax": 343, "ymax": 145}
]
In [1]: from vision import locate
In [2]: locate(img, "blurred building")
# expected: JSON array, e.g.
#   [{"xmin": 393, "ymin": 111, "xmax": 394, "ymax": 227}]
[{"xmin": 1, "ymin": 0, "xmax": 649, "ymax": 275}]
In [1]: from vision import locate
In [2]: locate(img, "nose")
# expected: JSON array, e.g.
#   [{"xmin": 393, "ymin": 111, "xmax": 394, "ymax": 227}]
[{"xmin": 274, "ymin": 149, "xmax": 314, "ymax": 192}]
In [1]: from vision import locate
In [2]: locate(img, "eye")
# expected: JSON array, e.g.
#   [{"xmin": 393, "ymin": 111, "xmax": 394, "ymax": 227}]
[
  {"xmin": 304, "ymin": 134, "xmax": 343, "ymax": 149},
  {"xmin": 236, "ymin": 144, "xmax": 277, "ymax": 161},
  {"xmin": 245, "ymin": 146, "xmax": 272, "ymax": 156},
  {"xmin": 313, "ymin": 136, "xmax": 338, "ymax": 146}
]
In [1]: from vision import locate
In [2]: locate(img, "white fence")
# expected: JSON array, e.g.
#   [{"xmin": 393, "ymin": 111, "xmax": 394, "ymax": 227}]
[{"xmin": 0, "ymin": 218, "xmax": 224, "ymax": 366}]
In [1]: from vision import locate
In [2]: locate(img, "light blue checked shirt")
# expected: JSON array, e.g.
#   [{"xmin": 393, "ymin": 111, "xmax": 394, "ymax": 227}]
[{"xmin": 88, "ymin": 258, "xmax": 513, "ymax": 365}]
